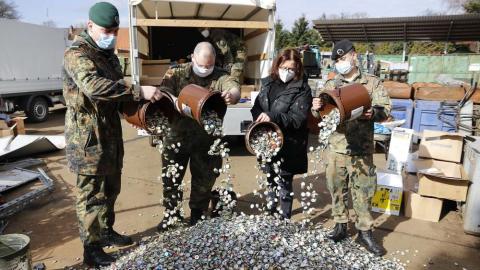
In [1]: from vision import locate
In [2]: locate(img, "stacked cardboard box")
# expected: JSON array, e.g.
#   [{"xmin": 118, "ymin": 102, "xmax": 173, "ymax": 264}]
[
  {"xmin": 403, "ymin": 130, "xmax": 469, "ymax": 222},
  {"xmin": 372, "ymin": 128, "xmax": 471, "ymax": 222},
  {"xmin": 371, "ymin": 128, "xmax": 414, "ymax": 216}
]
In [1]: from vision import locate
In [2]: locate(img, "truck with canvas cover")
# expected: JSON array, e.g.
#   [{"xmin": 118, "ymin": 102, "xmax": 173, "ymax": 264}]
[{"xmin": 0, "ymin": 19, "xmax": 68, "ymax": 122}]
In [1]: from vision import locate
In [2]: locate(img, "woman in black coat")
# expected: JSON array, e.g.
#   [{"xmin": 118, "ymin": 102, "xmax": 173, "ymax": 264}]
[{"xmin": 251, "ymin": 48, "xmax": 312, "ymax": 219}]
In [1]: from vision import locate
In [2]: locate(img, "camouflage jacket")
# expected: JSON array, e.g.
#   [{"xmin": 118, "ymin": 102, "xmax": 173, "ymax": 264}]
[
  {"xmin": 63, "ymin": 30, "xmax": 140, "ymax": 175},
  {"xmin": 159, "ymin": 62, "xmax": 239, "ymax": 139},
  {"xmin": 312, "ymin": 71, "xmax": 391, "ymax": 155},
  {"xmin": 208, "ymin": 29, "xmax": 246, "ymax": 76}
]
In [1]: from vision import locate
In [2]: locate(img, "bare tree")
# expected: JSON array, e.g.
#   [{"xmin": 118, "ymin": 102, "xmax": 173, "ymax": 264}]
[
  {"xmin": 443, "ymin": 0, "xmax": 467, "ymax": 13},
  {"xmin": 318, "ymin": 12, "xmax": 368, "ymax": 20},
  {"xmin": 42, "ymin": 20, "xmax": 57, "ymax": 28},
  {"xmin": 0, "ymin": 0, "xmax": 20, "ymax": 19}
]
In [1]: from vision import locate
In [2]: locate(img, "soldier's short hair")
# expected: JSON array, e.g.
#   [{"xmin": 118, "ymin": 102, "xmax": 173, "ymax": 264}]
[{"xmin": 194, "ymin": 42, "xmax": 216, "ymax": 58}]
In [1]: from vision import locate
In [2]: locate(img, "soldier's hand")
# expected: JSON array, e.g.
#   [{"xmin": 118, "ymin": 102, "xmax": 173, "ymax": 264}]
[
  {"xmin": 312, "ymin": 98, "xmax": 323, "ymax": 111},
  {"xmin": 140, "ymin": 86, "xmax": 163, "ymax": 102},
  {"xmin": 256, "ymin": 112, "xmax": 271, "ymax": 123},
  {"xmin": 221, "ymin": 91, "xmax": 233, "ymax": 105}
]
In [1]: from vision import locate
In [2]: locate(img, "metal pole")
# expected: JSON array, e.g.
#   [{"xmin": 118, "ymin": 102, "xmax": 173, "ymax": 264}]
[
  {"xmin": 402, "ymin": 42, "xmax": 407, "ymax": 62},
  {"xmin": 444, "ymin": 42, "xmax": 448, "ymax": 55}
]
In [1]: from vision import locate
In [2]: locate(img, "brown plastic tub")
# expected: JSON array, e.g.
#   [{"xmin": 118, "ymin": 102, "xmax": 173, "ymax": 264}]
[
  {"xmin": 317, "ymin": 83, "xmax": 372, "ymax": 122},
  {"xmin": 244, "ymin": 121, "xmax": 284, "ymax": 156},
  {"xmin": 122, "ymin": 90, "xmax": 177, "ymax": 132},
  {"xmin": 176, "ymin": 84, "xmax": 227, "ymax": 124}
]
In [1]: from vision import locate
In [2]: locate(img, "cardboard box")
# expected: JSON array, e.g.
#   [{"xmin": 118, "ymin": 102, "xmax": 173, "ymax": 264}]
[
  {"xmin": 371, "ymin": 171, "xmax": 403, "ymax": 216},
  {"xmin": 406, "ymin": 151, "xmax": 419, "ymax": 173},
  {"xmin": 386, "ymin": 128, "xmax": 414, "ymax": 173},
  {"xmin": 403, "ymin": 173, "xmax": 419, "ymax": 192},
  {"xmin": 11, "ymin": 117, "xmax": 26, "ymax": 134},
  {"xmin": 416, "ymin": 160, "xmax": 470, "ymax": 201},
  {"xmin": 142, "ymin": 59, "xmax": 171, "ymax": 78},
  {"xmin": 0, "ymin": 123, "xmax": 15, "ymax": 137},
  {"xmin": 418, "ymin": 130, "xmax": 464, "ymax": 163},
  {"xmin": 240, "ymin": 85, "xmax": 255, "ymax": 99},
  {"xmin": 403, "ymin": 191, "xmax": 443, "ymax": 222},
  {"xmin": 0, "ymin": 117, "xmax": 26, "ymax": 137}
]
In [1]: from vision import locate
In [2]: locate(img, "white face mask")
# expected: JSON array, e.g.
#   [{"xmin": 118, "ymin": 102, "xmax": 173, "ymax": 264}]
[
  {"xmin": 278, "ymin": 68, "xmax": 295, "ymax": 83},
  {"xmin": 335, "ymin": 58, "xmax": 354, "ymax": 75},
  {"xmin": 201, "ymin": 29, "xmax": 210, "ymax": 38},
  {"xmin": 193, "ymin": 63, "xmax": 214, "ymax": 78}
]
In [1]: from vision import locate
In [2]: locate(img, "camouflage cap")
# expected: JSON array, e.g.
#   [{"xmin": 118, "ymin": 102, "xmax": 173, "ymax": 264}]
[{"xmin": 89, "ymin": 2, "xmax": 120, "ymax": 29}]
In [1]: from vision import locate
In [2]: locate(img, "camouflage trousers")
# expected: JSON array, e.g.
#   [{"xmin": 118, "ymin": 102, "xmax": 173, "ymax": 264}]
[
  {"xmin": 76, "ymin": 173, "xmax": 121, "ymax": 246},
  {"xmin": 161, "ymin": 131, "xmax": 221, "ymax": 212},
  {"xmin": 325, "ymin": 152, "xmax": 376, "ymax": 231}
]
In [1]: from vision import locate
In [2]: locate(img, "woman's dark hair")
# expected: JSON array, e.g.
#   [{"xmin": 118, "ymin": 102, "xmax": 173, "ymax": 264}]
[{"xmin": 270, "ymin": 48, "xmax": 304, "ymax": 81}]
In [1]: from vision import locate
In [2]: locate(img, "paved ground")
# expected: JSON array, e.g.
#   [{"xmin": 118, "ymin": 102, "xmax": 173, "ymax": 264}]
[{"xmin": 4, "ymin": 107, "xmax": 480, "ymax": 270}]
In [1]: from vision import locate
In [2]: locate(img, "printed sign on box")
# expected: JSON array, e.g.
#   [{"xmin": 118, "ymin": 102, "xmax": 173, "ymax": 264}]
[
  {"xmin": 372, "ymin": 171, "xmax": 403, "ymax": 216},
  {"xmin": 386, "ymin": 128, "xmax": 414, "ymax": 173}
]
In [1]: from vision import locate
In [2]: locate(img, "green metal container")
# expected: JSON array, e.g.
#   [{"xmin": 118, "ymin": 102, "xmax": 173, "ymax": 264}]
[{"xmin": 408, "ymin": 54, "xmax": 480, "ymax": 84}]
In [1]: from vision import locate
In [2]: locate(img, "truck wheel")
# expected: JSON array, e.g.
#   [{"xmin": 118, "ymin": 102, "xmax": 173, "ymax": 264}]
[{"xmin": 26, "ymin": 97, "xmax": 49, "ymax": 122}]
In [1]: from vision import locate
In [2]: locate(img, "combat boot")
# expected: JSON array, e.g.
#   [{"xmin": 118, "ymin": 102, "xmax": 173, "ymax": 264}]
[
  {"xmin": 190, "ymin": 208, "xmax": 205, "ymax": 226},
  {"xmin": 100, "ymin": 228, "xmax": 133, "ymax": 247},
  {"xmin": 157, "ymin": 211, "xmax": 184, "ymax": 232},
  {"xmin": 357, "ymin": 230, "xmax": 386, "ymax": 256},
  {"xmin": 327, "ymin": 222, "xmax": 348, "ymax": 242},
  {"xmin": 83, "ymin": 245, "xmax": 115, "ymax": 267}
]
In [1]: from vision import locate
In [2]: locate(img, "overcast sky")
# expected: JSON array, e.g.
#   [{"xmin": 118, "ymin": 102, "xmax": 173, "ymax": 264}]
[{"xmin": 14, "ymin": 0, "xmax": 455, "ymax": 29}]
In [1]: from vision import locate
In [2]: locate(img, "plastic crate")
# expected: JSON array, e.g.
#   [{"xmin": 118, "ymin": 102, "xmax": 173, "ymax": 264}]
[
  {"xmin": 412, "ymin": 100, "xmax": 457, "ymax": 132},
  {"xmin": 390, "ymin": 99, "xmax": 414, "ymax": 129}
]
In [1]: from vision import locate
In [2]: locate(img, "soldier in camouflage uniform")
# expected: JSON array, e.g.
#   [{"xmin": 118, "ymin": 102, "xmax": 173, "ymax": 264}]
[
  {"xmin": 312, "ymin": 40, "xmax": 391, "ymax": 256},
  {"xmin": 200, "ymin": 28, "xmax": 246, "ymax": 81},
  {"xmin": 63, "ymin": 2, "xmax": 162, "ymax": 267},
  {"xmin": 157, "ymin": 42, "xmax": 240, "ymax": 231}
]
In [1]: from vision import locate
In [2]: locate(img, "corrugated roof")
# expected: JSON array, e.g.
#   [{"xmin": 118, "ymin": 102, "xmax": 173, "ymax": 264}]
[{"xmin": 313, "ymin": 14, "xmax": 480, "ymax": 42}]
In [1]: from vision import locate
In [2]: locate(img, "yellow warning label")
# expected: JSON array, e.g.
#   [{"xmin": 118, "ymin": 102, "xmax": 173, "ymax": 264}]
[{"xmin": 371, "ymin": 185, "xmax": 403, "ymax": 216}]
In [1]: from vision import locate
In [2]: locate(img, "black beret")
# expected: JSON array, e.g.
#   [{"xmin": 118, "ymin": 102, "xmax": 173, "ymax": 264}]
[{"xmin": 331, "ymin": 39, "xmax": 354, "ymax": 61}]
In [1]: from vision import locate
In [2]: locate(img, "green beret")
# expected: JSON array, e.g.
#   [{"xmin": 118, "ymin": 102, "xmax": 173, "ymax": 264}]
[{"xmin": 89, "ymin": 2, "xmax": 120, "ymax": 28}]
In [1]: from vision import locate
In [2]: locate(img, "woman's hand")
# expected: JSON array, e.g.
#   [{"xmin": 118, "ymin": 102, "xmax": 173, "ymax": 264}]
[
  {"xmin": 312, "ymin": 97, "xmax": 323, "ymax": 111},
  {"xmin": 256, "ymin": 112, "xmax": 271, "ymax": 122},
  {"xmin": 360, "ymin": 108, "xmax": 374, "ymax": 120}
]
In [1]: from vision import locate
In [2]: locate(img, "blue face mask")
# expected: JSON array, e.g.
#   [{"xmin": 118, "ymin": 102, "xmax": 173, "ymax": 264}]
[
  {"xmin": 96, "ymin": 33, "xmax": 116, "ymax": 50},
  {"xmin": 335, "ymin": 60, "xmax": 353, "ymax": 75}
]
